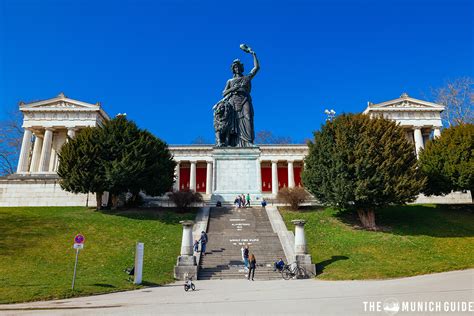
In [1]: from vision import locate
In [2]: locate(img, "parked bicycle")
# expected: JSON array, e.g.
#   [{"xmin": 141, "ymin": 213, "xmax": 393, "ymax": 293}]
[{"xmin": 281, "ymin": 262, "xmax": 307, "ymax": 280}]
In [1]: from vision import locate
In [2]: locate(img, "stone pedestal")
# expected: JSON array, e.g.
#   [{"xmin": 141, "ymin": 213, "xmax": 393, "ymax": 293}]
[
  {"xmin": 174, "ymin": 220, "xmax": 198, "ymax": 280},
  {"xmin": 292, "ymin": 219, "xmax": 316, "ymax": 276},
  {"xmin": 211, "ymin": 147, "xmax": 262, "ymax": 202}
]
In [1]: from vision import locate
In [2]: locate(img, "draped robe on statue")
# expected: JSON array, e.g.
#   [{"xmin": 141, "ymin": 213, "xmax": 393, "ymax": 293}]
[{"xmin": 225, "ymin": 75, "xmax": 255, "ymax": 147}]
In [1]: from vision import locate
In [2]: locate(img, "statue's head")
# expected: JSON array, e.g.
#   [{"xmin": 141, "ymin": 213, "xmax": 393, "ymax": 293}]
[{"xmin": 231, "ymin": 59, "xmax": 244, "ymax": 75}]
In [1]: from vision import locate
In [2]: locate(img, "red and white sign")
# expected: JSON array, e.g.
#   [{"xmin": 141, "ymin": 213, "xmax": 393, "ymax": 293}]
[{"xmin": 74, "ymin": 234, "xmax": 85, "ymax": 244}]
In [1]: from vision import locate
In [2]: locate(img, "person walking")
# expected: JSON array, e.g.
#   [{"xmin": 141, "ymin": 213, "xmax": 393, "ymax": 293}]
[
  {"xmin": 193, "ymin": 240, "xmax": 199, "ymax": 253},
  {"xmin": 246, "ymin": 193, "xmax": 251, "ymax": 207},
  {"xmin": 248, "ymin": 253, "xmax": 256, "ymax": 281},
  {"xmin": 200, "ymin": 231, "xmax": 208, "ymax": 256}
]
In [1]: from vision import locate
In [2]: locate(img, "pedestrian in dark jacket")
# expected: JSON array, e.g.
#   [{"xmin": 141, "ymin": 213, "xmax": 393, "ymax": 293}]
[
  {"xmin": 248, "ymin": 254, "xmax": 256, "ymax": 281},
  {"xmin": 243, "ymin": 245, "xmax": 249, "ymax": 269},
  {"xmin": 200, "ymin": 231, "xmax": 208, "ymax": 256}
]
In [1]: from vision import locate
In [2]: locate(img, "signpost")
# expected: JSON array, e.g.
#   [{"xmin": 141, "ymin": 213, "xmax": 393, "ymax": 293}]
[{"xmin": 71, "ymin": 234, "xmax": 85, "ymax": 290}]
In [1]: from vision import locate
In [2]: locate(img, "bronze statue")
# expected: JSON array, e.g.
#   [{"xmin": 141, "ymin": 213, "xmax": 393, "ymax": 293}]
[{"xmin": 213, "ymin": 44, "xmax": 260, "ymax": 147}]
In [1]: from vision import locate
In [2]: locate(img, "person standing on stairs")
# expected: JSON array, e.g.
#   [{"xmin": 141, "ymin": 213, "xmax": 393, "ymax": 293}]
[
  {"xmin": 243, "ymin": 245, "xmax": 249, "ymax": 270},
  {"xmin": 248, "ymin": 254, "xmax": 256, "ymax": 281},
  {"xmin": 200, "ymin": 231, "xmax": 208, "ymax": 256}
]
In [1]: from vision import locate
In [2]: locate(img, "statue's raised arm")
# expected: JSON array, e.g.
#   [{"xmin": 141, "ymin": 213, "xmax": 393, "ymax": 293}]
[{"xmin": 240, "ymin": 44, "xmax": 260, "ymax": 79}]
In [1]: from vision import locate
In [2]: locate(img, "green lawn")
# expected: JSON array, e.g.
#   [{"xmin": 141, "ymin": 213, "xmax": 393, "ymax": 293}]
[
  {"xmin": 281, "ymin": 205, "xmax": 474, "ymax": 280},
  {"xmin": 0, "ymin": 207, "xmax": 195, "ymax": 304}
]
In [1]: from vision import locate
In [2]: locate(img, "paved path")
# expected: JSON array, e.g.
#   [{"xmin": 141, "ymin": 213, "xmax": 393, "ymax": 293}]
[{"xmin": 1, "ymin": 270, "xmax": 473, "ymax": 316}]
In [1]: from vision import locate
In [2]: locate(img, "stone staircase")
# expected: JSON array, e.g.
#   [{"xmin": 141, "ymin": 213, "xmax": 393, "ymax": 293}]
[{"xmin": 198, "ymin": 206, "xmax": 286, "ymax": 280}]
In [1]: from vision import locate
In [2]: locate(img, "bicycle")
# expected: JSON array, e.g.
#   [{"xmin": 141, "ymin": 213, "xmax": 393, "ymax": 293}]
[
  {"xmin": 183, "ymin": 273, "xmax": 196, "ymax": 292},
  {"xmin": 281, "ymin": 262, "xmax": 307, "ymax": 280}
]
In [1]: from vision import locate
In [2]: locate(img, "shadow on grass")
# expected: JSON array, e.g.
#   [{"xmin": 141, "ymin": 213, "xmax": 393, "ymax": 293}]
[
  {"xmin": 280, "ymin": 205, "xmax": 326, "ymax": 213},
  {"xmin": 334, "ymin": 204, "xmax": 474, "ymax": 238},
  {"xmin": 99, "ymin": 207, "xmax": 198, "ymax": 224},
  {"xmin": 92, "ymin": 283, "xmax": 116, "ymax": 288},
  {"xmin": 316, "ymin": 256, "xmax": 349, "ymax": 275},
  {"xmin": 0, "ymin": 213, "xmax": 53, "ymax": 255}
]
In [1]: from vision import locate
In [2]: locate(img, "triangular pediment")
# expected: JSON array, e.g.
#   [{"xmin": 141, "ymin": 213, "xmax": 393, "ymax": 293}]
[
  {"xmin": 20, "ymin": 93, "xmax": 100, "ymax": 110},
  {"xmin": 367, "ymin": 93, "xmax": 444, "ymax": 111}
]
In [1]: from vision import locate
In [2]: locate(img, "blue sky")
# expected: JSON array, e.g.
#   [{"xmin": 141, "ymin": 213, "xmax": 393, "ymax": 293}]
[{"xmin": 0, "ymin": 0, "xmax": 472, "ymax": 144}]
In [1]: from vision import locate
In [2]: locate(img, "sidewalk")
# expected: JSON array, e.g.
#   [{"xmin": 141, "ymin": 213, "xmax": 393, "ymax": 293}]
[{"xmin": 1, "ymin": 269, "xmax": 473, "ymax": 315}]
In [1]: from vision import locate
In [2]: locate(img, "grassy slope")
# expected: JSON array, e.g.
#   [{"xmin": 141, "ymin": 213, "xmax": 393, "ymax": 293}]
[
  {"xmin": 0, "ymin": 207, "xmax": 195, "ymax": 304},
  {"xmin": 281, "ymin": 205, "xmax": 474, "ymax": 280}
]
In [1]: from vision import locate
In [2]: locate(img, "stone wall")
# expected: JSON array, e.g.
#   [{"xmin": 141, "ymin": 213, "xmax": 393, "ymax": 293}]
[
  {"xmin": 414, "ymin": 191, "xmax": 472, "ymax": 204},
  {"xmin": 0, "ymin": 176, "xmax": 95, "ymax": 207}
]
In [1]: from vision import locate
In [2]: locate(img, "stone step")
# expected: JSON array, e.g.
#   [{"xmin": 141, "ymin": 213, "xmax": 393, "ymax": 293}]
[{"xmin": 198, "ymin": 206, "xmax": 286, "ymax": 280}]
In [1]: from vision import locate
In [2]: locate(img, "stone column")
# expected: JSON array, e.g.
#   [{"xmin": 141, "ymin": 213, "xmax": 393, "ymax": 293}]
[
  {"xmin": 413, "ymin": 126, "xmax": 424, "ymax": 157},
  {"xmin": 173, "ymin": 161, "xmax": 181, "ymax": 191},
  {"xmin": 271, "ymin": 160, "xmax": 279, "ymax": 195},
  {"xmin": 256, "ymin": 159, "xmax": 262, "ymax": 192},
  {"xmin": 174, "ymin": 220, "xmax": 197, "ymax": 280},
  {"xmin": 39, "ymin": 128, "xmax": 54, "ymax": 172},
  {"xmin": 67, "ymin": 128, "xmax": 76, "ymax": 139},
  {"xmin": 16, "ymin": 128, "xmax": 33, "ymax": 173},
  {"xmin": 189, "ymin": 161, "xmax": 197, "ymax": 191},
  {"xmin": 206, "ymin": 161, "xmax": 213, "ymax": 195},
  {"xmin": 288, "ymin": 160, "xmax": 295, "ymax": 188},
  {"xmin": 433, "ymin": 127, "xmax": 441, "ymax": 138},
  {"xmin": 29, "ymin": 134, "xmax": 43, "ymax": 172},
  {"xmin": 292, "ymin": 220, "xmax": 307, "ymax": 254},
  {"xmin": 292, "ymin": 220, "xmax": 316, "ymax": 276},
  {"xmin": 180, "ymin": 220, "xmax": 194, "ymax": 256}
]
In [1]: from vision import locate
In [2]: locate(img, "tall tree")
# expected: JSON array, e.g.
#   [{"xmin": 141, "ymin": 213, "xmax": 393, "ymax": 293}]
[
  {"xmin": 100, "ymin": 116, "xmax": 176, "ymax": 207},
  {"xmin": 58, "ymin": 127, "xmax": 106, "ymax": 208},
  {"xmin": 419, "ymin": 124, "xmax": 473, "ymax": 196},
  {"xmin": 0, "ymin": 108, "xmax": 23, "ymax": 176},
  {"xmin": 302, "ymin": 114, "xmax": 425, "ymax": 229},
  {"xmin": 58, "ymin": 116, "xmax": 176, "ymax": 209},
  {"xmin": 432, "ymin": 77, "xmax": 473, "ymax": 127}
]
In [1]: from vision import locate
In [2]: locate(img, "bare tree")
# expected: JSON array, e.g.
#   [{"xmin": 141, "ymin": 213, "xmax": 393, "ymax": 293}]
[
  {"xmin": 255, "ymin": 130, "xmax": 292, "ymax": 144},
  {"xmin": 432, "ymin": 77, "xmax": 473, "ymax": 127},
  {"xmin": 0, "ymin": 107, "xmax": 23, "ymax": 176}
]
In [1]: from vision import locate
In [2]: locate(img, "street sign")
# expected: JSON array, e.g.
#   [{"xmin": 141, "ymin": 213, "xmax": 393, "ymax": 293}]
[
  {"xmin": 72, "ymin": 234, "xmax": 85, "ymax": 291},
  {"xmin": 74, "ymin": 234, "xmax": 85, "ymax": 244}
]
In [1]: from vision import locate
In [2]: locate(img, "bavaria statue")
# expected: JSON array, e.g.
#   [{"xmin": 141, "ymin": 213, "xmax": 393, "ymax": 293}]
[{"xmin": 213, "ymin": 44, "xmax": 260, "ymax": 147}]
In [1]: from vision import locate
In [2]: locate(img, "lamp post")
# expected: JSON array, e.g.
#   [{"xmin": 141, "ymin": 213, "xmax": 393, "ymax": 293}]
[{"xmin": 324, "ymin": 109, "xmax": 336, "ymax": 122}]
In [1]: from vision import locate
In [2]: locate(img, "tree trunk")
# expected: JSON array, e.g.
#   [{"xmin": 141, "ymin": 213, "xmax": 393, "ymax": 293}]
[
  {"xmin": 95, "ymin": 192, "xmax": 103, "ymax": 211},
  {"xmin": 111, "ymin": 194, "xmax": 119, "ymax": 210},
  {"xmin": 357, "ymin": 209, "xmax": 377, "ymax": 230}
]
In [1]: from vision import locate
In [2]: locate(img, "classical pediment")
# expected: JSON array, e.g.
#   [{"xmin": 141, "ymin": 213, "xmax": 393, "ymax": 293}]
[
  {"xmin": 20, "ymin": 93, "xmax": 101, "ymax": 110},
  {"xmin": 364, "ymin": 93, "xmax": 445, "ymax": 113}
]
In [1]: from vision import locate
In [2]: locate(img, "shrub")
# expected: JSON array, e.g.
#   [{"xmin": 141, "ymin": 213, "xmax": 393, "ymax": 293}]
[
  {"xmin": 277, "ymin": 187, "xmax": 310, "ymax": 210},
  {"xmin": 169, "ymin": 190, "xmax": 203, "ymax": 209}
]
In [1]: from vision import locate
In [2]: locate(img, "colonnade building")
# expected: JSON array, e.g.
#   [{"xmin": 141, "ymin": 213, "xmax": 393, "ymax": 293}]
[{"xmin": 1, "ymin": 92, "xmax": 470, "ymax": 207}]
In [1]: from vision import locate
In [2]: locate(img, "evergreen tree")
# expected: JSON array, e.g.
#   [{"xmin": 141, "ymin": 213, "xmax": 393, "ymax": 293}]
[
  {"xmin": 58, "ymin": 127, "xmax": 106, "ymax": 208},
  {"xmin": 302, "ymin": 114, "xmax": 425, "ymax": 229},
  {"xmin": 58, "ymin": 116, "xmax": 176, "ymax": 209},
  {"xmin": 419, "ymin": 124, "xmax": 473, "ymax": 196}
]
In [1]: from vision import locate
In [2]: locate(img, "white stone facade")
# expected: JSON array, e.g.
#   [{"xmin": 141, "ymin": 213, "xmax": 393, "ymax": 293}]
[
  {"xmin": 363, "ymin": 93, "xmax": 445, "ymax": 157},
  {"xmin": 0, "ymin": 177, "xmax": 96, "ymax": 207},
  {"xmin": 16, "ymin": 93, "xmax": 109, "ymax": 174},
  {"xmin": 1, "ymin": 93, "xmax": 471, "ymax": 206},
  {"xmin": 0, "ymin": 93, "xmax": 108, "ymax": 207}
]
